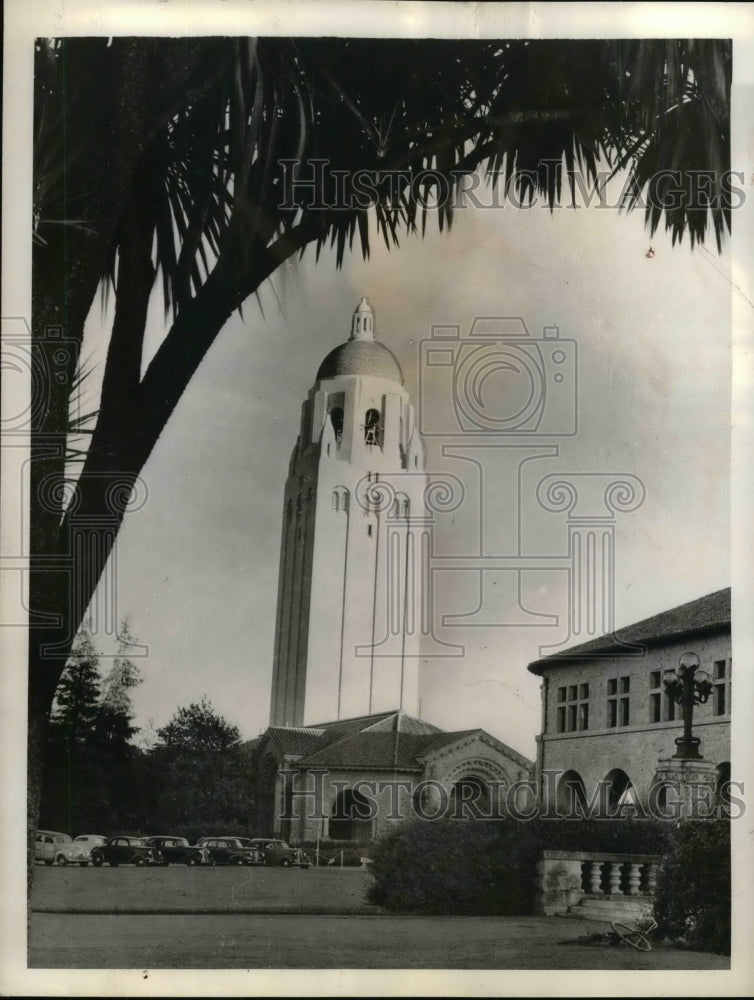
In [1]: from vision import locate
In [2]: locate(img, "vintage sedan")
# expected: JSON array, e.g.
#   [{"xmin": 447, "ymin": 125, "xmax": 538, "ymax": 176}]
[
  {"xmin": 51, "ymin": 834, "xmax": 108, "ymax": 866},
  {"xmin": 142, "ymin": 836, "xmax": 211, "ymax": 866},
  {"xmin": 90, "ymin": 836, "xmax": 160, "ymax": 867},
  {"xmin": 35, "ymin": 830, "xmax": 71, "ymax": 865},
  {"xmin": 194, "ymin": 837, "xmax": 261, "ymax": 866},
  {"xmin": 246, "ymin": 838, "xmax": 311, "ymax": 868}
]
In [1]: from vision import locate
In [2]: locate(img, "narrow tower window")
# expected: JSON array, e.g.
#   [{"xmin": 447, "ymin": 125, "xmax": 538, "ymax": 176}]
[
  {"xmin": 330, "ymin": 407, "xmax": 344, "ymax": 444},
  {"xmin": 364, "ymin": 408, "xmax": 381, "ymax": 447}
]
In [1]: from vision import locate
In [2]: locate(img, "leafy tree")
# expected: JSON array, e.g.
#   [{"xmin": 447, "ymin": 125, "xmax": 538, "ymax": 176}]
[
  {"xmin": 27, "ymin": 35, "xmax": 732, "ymax": 873},
  {"xmin": 156, "ymin": 696, "xmax": 241, "ymax": 753},
  {"xmin": 142, "ymin": 699, "xmax": 251, "ymax": 834}
]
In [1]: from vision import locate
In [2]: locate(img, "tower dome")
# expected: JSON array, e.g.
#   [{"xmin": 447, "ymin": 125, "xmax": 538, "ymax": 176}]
[{"xmin": 316, "ymin": 297, "xmax": 404, "ymax": 384}]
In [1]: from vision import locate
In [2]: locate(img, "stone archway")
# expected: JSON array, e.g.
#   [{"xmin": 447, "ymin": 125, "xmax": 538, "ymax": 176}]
[
  {"xmin": 603, "ymin": 767, "xmax": 636, "ymax": 813},
  {"xmin": 329, "ymin": 787, "xmax": 374, "ymax": 843},
  {"xmin": 556, "ymin": 769, "xmax": 588, "ymax": 817},
  {"xmin": 441, "ymin": 756, "xmax": 512, "ymax": 820}
]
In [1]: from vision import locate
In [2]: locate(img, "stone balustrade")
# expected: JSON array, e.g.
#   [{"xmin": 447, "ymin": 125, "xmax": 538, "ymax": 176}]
[{"xmin": 537, "ymin": 849, "xmax": 663, "ymax": 916}]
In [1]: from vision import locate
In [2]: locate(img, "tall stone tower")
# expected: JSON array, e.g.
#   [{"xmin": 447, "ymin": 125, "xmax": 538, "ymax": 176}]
[{"xmin": 269, "ymin": 298, "xmax": 427, "ymax": 727}]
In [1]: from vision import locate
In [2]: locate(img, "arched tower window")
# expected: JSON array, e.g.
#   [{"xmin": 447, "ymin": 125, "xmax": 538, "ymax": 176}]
[
  {"xmin": 364, "ymin": 408, "xmax": 381, "ymax": 447},
  {"xmin": 391, "ymin": 493, "xmax": 410, "ymax": 520},
  {"xmin": 330, "ymin": 407, "xmax": 344, "ymax": 444},
  {"xmin": 331, "ymin": 487, "xmax": 349, "ymax": 513}
]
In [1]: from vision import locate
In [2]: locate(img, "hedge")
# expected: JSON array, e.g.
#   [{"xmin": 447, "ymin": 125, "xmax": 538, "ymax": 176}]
[{"xmin": 654, "ymin": 819, "xmax": 731, "ymax": 955}]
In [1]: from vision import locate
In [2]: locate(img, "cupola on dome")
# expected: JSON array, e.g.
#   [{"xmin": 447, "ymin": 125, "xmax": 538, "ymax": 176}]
[{"xmin": 316, "ymin": 298, "xmax": 404, "ymax": 384}]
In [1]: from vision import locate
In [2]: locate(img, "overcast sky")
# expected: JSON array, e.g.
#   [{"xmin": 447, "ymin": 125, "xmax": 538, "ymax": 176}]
[{"xmin": 79, "ymin": 169, "xmax": 731, "ymax": 760}]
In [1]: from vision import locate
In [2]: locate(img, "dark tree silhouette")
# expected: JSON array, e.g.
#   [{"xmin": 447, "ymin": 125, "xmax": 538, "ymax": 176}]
[{"xmin": 156, "ymin": 697, "xmax": 241, "ymax": 754}]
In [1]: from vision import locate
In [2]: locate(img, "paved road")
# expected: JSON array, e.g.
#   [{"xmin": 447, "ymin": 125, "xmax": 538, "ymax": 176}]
[{"xmin": 29, "ymin": 912, "xmax": 730, "ymax": 970}]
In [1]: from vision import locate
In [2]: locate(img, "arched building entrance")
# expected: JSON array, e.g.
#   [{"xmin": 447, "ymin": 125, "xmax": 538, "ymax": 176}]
[{"xmin": 329, "ymin": 788, "xmax": 374, "ymax": 843}]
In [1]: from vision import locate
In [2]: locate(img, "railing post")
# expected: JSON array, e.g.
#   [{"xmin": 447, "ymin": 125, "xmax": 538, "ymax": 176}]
[
  {"xmin": 608, "ymin": 862, "xmax": 622, "ymax": 895},
  {"xmin": 644, "ymin": 863, "xmax": 658, "ymax": 896},
  {"xmin": 627, "ymin": 862, "xmax": 642, "ymax": 896},
  {"xmin": 589, "ymin": 861, "xmax": 603, "ymax": 895}
]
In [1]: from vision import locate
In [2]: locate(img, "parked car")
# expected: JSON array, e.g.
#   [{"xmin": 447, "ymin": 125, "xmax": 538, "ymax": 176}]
[
  {"xmin": 51, "ymin": 834, "xmax": 108, "ymax": 867},
  {"xmin": 142, "ymin": 836, "xmax": 211, "ymax": 866},
  {"xmin": 90, "ymin": 836, "xmax": 160, "ymax": 867},
  {"xmin": 194, "ymin": 837, "xmax": 261, "ymax": 866},
  {"xmin": 246, "ymin": 838, "xmax": 311, "ymax": 868},
  {"xmin": 34, "ymin": 830, "xmax": 71, "ymax": 865}
]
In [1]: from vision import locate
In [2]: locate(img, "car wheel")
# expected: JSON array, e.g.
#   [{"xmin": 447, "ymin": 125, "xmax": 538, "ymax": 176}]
[
  {"xmin": 186, "ymin": 857, "xmax": 197, "ymax": 866},
  {"xmin": 232, "ymin": 856, "xmax": 244, "ymax": 866},
  {"xmin": 79, "ymin": 862, "xmax": 88, "ymax": 867},
  {"xmin": 280, "ymin": 858, "xmax": 291, "ymax": 867},
  {"xmin": 55, "ymin": 854, "xmax": 68, "ymax": 866},
  {"xmin": 134, "ymin": 856, "xmax": 147, "ymax": 866},
  {"xmin": 92, "ymin": 853, "xmax": 103, "ymax": 867}
]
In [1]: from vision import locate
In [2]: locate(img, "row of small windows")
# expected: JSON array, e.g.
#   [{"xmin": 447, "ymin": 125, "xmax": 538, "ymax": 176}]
[
  {"xmin": 555, "ymin": 659, "xmax": 732, "ymax": 734},
  {"xmin": 330, "ymin": 488, "xmax": 410, "ymax": 518}
]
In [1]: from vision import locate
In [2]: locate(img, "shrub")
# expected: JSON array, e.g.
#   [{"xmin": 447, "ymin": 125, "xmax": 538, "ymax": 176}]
[
  {"xmin": 654, "ymin": 819, "xmax": 730, "ymax": 955},
  {"xmin": 367, "ymin": 819, "xmax": 539, "ymax": 915}
]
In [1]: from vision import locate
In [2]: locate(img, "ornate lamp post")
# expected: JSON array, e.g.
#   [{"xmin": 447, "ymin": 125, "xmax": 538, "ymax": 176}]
[{"xmin": 663, "ymin": 652, "xmax": 713, "ymax": 759}]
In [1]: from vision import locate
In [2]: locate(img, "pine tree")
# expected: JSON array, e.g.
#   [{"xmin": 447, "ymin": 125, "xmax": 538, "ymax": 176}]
[
  {"xmin": 50, "ymin": 625, "xmax": 101, "ymax": 745},
  {"xmin": 95, "ymin": 616, "xmax": 142, "ymax": 749}
]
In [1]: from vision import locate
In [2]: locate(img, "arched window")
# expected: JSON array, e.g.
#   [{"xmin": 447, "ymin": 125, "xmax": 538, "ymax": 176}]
[
  {"xmin": 603, "ymin": 768, "xmax": 635, "ymax": 814},
  {"xmin": 391, "ymin": 493, "xmax": 410, "ymax": 520},
  {"xmin": 330, "ymin": 407, "xmax": 344, "ymax": 444},
  {"xmin": 364, "ymin": 408, "xmax": 381, "ymax": 447},
  {"xmin": 329, "ymin": 788, "xmax": 374, "ymax": 843},
  {"xmin": 556, "ymin": 770, "xmax": 588, "ymax": 817},
  {"xmin": 331, "ymin": 487, "xmax": 349, "ymax": 513},
  {"xmin": 449, "ymin": 776, "xmax": 491, "ymax": 820}
]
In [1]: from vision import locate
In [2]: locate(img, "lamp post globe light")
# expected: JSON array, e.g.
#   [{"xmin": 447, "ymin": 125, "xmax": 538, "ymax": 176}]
[{"xmin": 663, "ymin": 652, "xmax": 714, "ymax": 760}]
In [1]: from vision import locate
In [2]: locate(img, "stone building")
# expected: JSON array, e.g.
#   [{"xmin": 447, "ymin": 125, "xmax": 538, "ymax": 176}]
[
  {"xmin": 254, "ymin": 299, "xmax": 533, "ymax": 842},
  {"xmin": 253, "ymin": 709, "xmax": 532, "ymax": 843},
  {"xmin": 527, "ymin": 587, "xmax": 731, "ymax": 814}
]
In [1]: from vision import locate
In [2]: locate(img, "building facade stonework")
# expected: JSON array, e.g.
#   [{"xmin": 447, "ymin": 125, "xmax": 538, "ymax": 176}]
[{"xmin": 528, "ymin": 588, "xmax": 731, "ymax": 814}]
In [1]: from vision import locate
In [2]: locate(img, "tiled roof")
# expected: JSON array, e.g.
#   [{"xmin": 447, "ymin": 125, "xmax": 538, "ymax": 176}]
[
  {"xmin": 264, "ymin": 727, "xmax": 327, "ymax": 757},
  {"xmin": 258, "ymin": 709, "xmax": 533, "ymax": 772},
  {"xmin": 301, "ymin": 731, "xmax": 436, "ymax": 770},
  {"xmin": 528, "ymin": 587, "xmax": 730, "ymax": 673}
]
